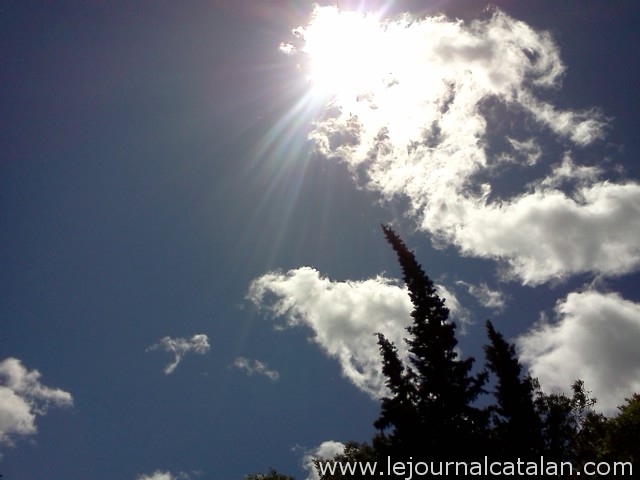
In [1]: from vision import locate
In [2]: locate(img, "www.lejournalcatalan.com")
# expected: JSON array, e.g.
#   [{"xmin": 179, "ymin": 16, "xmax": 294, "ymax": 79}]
[{"xmin": 316, "ymin": 456, "xmax": 633, "ymax": 478}]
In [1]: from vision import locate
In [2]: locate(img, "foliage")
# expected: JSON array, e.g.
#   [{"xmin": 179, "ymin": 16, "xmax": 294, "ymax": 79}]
[
  {"xmin": 373, "ymin": 225, "xmax": 488, "ymax": 461},
  {"xmin": 602, "ymin": 394, "xmax": 640, "ymax": 470},
  {"xmin": 484, "ymin": 320, "xmax": 543, "ymax": 460},
  {"xmin": 243, "ymin": 468, "xmax": 295, "ymax": 480}
]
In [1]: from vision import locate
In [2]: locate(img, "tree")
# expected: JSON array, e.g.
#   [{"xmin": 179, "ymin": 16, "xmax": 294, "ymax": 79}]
[
  {"xmin": 373, "ymin": 225, "xmax": 488, "ymax": 461},
  {"xmin": 244, "ymin": 468, "xmax": 295, "ymax": 480},
  {"xmin": 601, "ymin": 394, "xmax": 640, "ymax": 472},
  {"xmin": 245, "ymin": 226, "xmax": 637, "ymax": 480},
  {"xmin": 534, "ymin": 379, "xmax": 602, "ymax": 464},
  {"xmin": 484, "ymin": 320, "xmax": 543, "ymax": 460},
  {"xmin": 314, "ymin": 441, "xmax": 377, "ymax": 480}
]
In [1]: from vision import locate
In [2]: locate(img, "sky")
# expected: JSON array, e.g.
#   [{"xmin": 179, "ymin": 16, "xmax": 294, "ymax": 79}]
[{"xmin": 1, "ymin": 1, "xmax": 639, "ymax": 479}]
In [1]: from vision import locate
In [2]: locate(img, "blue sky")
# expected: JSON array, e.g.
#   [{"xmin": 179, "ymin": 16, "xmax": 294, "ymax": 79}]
[{"xmin": 1, "ymin": 1, "xmax": 639, "ymax": 479}]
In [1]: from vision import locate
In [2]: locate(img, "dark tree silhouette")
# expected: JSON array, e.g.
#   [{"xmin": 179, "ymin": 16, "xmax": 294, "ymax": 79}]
[
  {"xmin": 245, "ymin": 226, "xmax": 636, "ymax": 480},
  {"xmin": 484, "ymin": 320, "xmax": 543, "ymax": 460},
  {"xmin": 373, "ymin": 225, "xmax": 487, "ymax": 461},
  {"xmin": 602, "ymin": 394, "xmax": 640, "ymax": 472},
  {"xmin": 244, "ymin": 468, "xmax": 294, "ymax": 480}
]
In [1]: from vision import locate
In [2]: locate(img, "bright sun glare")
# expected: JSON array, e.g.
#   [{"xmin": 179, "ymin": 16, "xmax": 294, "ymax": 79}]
[
  {"xmin": 287, "ymin": 6, "xmax": 390, "ymax": 100},
  {"xmin": 281, "ymin": 5, "xmax": 435, "ymax": 145}
]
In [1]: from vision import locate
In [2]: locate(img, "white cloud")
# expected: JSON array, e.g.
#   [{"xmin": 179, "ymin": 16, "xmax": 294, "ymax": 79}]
[
  {"xmin": 536, "ymin": 154, "xmax": 602, "ymax": 190},
  {"xmin": 443, "ymin": 181, "xmax": 640, "ymax": 285},
  {"xmin": 506, "ymin": 137, "xmax": 541, "ymax": 166},
  {"xmin": 302, "ymin": 440, "xmax": 345, "ymax": 480},
  {"xmin": 146, "ymin": 334, "xmax": 210, "ymax": 374},
  {"xmin": 247, "ymin": 267, "xmax": 466, "ymax": 398},
  {"xmin": 136, "ymin": 472, "xmax": 174, "ymax": 480},
  {"xmin": 436, "ymin": 283, "xmax": 471, "ymax": 326},
  {"xmin": 457, "ymin": 281, "xmax": 506, "ymax": 312},
  {"xmin": 232, "ymin": 357, "xmax": 280, "ymax": 381},
  {"xmin": 136, "ymin": 471, "xmax": 193, "ymax": 480},
  {"xmin": 287, "ymin": 7, "xmax": 640, "ymax": 285},
  {"xmin": 0, "ymin": 357, "xmax": 73, "ymax": 448},
  {"xmin": 248, "ymin": 267, "xmax": 411, "ymax": 398},
  {"xmin": 517, "ymin": 291, "xmax": 640, "ymax": 414}
]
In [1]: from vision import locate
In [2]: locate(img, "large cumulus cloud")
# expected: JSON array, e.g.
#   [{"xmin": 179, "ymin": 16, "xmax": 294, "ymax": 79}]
[
  {"xmin": 284, "ymin": 6, "xmax": 640, "ymax": 285},
  {"xmin": 518, "ymin": 291, "xmax": 640, "ymax": 414},
  {"xmin": 247, "ymin": 266, "xmax": 465, "ymax": 398}
]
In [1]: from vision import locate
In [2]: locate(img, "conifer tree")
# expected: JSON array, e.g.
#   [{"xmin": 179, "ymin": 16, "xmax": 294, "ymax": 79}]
[
  {"xmin": 245, "ymin": 226, "xmax": 634, "ymax": 480},
  {"xmin": 484, "ymin": 320, "xmax": 542, "ymax": 460},
  {"xmin": 374, "ymin": 225, "xmax": 487, "ymax": 461}
]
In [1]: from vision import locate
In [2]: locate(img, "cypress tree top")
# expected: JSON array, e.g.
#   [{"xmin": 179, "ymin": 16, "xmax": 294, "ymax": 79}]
[{"xmin": 375, "ymin": 225, "xmax": 487, "ymax": 460}]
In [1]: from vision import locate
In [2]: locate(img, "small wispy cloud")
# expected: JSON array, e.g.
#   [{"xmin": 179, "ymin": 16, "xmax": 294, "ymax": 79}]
[
  {"xmin": 457, "ymin": 281, "xmax": 506, "ymax": 312},
  {"xmin": 135, "ymin": 470, "xmax": 197, "ymax": 480},
  {"xmin": 146, "ymin": 334, "xmax": 210, "ymax": 374},
  {"xmin": 436, "ymin": 283, "xmax": 471, "ymax": 326},
  {"xmin": 0, "ymin": 357, "xmax": 73, "ymax": 449},
  {"xmin": 232, "ymin": 357, "xmax": 280, "ymax": 381}
]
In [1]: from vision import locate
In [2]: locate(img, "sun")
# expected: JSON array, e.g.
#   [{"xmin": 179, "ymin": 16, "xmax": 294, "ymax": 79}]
[{"xmin": 287, "ymin": 6, "xmax": 390, "ymax": 101}]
